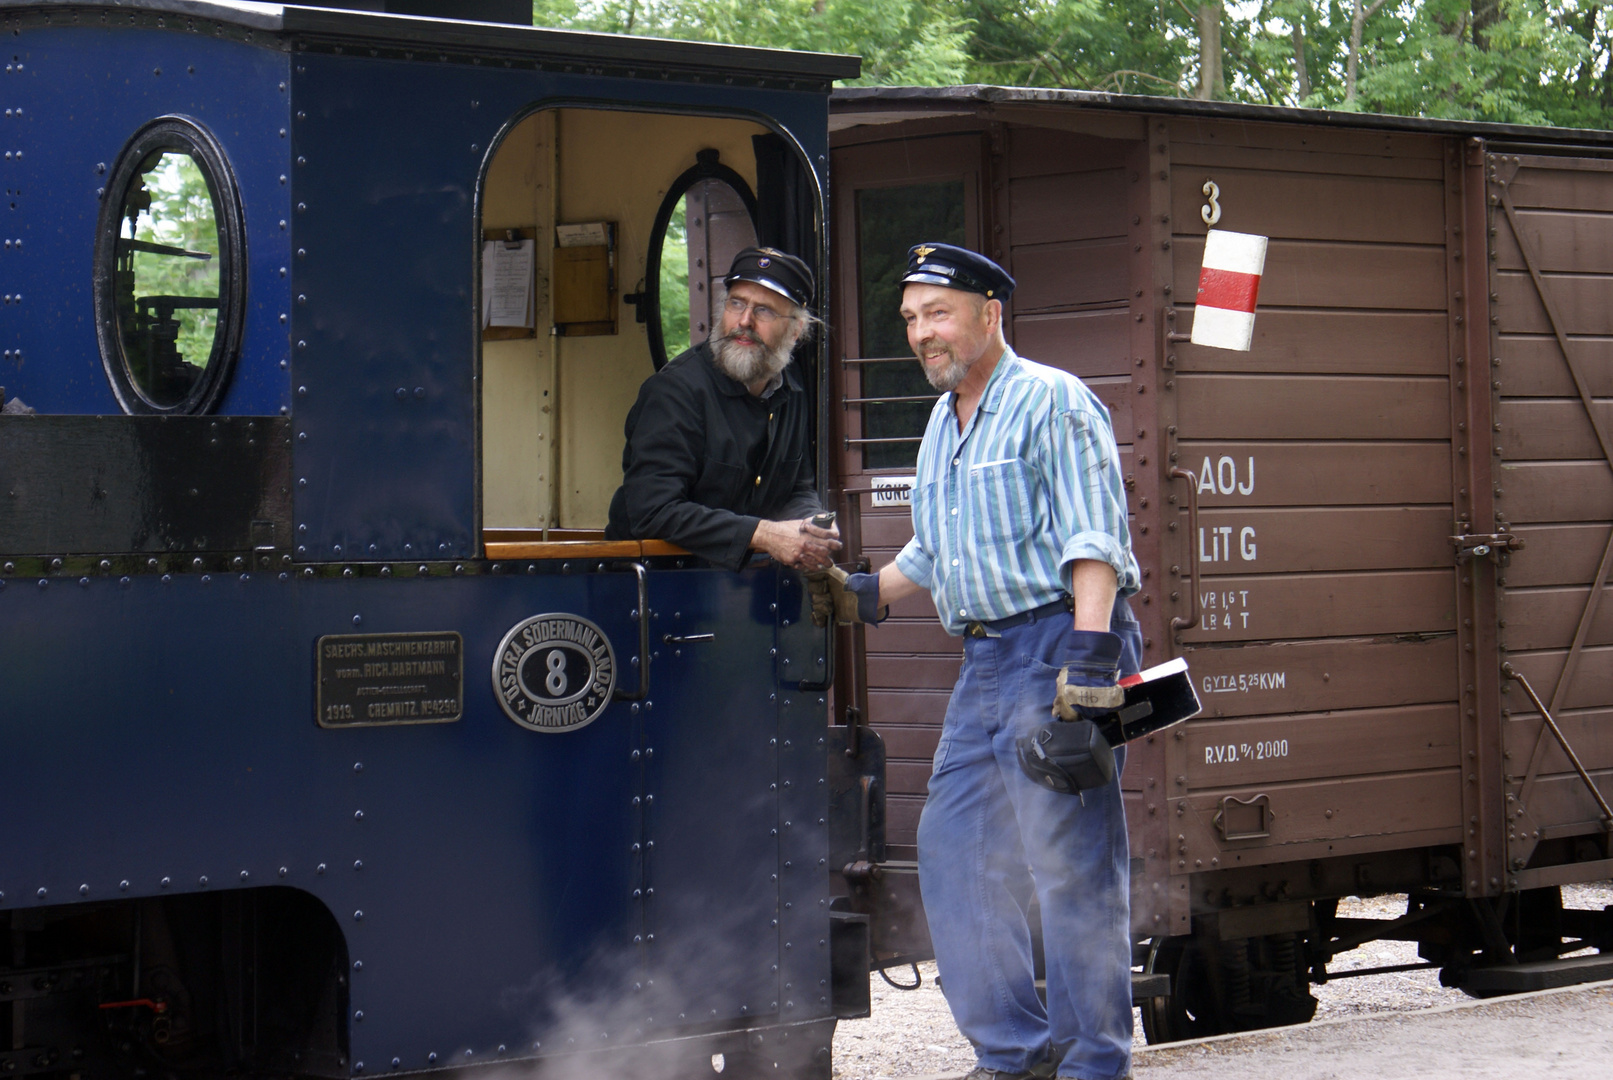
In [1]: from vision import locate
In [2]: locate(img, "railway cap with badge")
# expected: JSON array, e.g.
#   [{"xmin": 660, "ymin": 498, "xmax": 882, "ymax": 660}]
[
  {"xmin": 723, "ymin": 246, "xmax": 814, "ymax": 309},
  {"xmin": 900, "ymin": 242, "xmax": 1016, "ymax": 301}
]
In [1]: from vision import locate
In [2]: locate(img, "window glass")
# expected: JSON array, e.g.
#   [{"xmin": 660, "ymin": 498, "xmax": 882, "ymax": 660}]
[
  {"xmin": 658, "ymin": 197, "xmax": 691, "ymax": 359},
  {"xmin": 855, "ymin": 181, "xmax": 965, "ymax": 469},
  {"xmin": 115, "ymin": 151, "xmax": 221, "ymax": 408},
  {"xmin": 648, "ymin": 169, "xmax": 757, "ymax": 369},
  {"xmin": 668, "ymin": 178, "xmax": 758, "ymax": 357}
]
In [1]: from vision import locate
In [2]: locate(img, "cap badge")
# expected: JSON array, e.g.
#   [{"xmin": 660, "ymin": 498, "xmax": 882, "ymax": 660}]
[
  {"xmin": 757, "ymin": 257, "xmax": 771, "ymax": 268},
  {"xmin": 914, "ymin": 245, "xmax": 936, "ymax": 259}
]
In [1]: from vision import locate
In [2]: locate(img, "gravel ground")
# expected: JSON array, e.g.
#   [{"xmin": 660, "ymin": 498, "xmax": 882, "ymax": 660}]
[
  {"xmin": 1131, "ymin": 981, "xmax": 1613, "ymax": 1079},
  {"xmin": 831, "ymin": 883, "xmax": 1613, "ymax": 1080}
]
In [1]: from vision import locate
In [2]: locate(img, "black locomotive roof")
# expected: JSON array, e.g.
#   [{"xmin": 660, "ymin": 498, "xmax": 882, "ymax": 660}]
[
  {"xmin": 0, "ymin": 0, "xmax": 861, "ymax": 83},
  {"xmin": 832, "ymin": 83, "xmax": 1613, "ymax": 151}
]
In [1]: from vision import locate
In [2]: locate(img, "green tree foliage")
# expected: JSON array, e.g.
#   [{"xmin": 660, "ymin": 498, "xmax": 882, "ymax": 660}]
[
  {"xmin": 658, "ymin": 198, "xmax": 692, "ymax": 358},
  {"xmin": 535, "ymin": 0, "xmax": 1613, "ymax": 128},
  {"xmin": 127, "ymin": 152, "xmax": 219, "ymax": 367},
  {"xmin": 959, "ymin": 0, "xmax": 1195, "ymax": 93},
  {"xmin": 532, "ymin": 0, "xmax": 970, "ymax": 85}
]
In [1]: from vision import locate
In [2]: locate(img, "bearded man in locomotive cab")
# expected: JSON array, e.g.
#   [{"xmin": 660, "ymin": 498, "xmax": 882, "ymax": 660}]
[{"xmin": 606, "ymin": 247, "xmax": 840, "ymax": 571}]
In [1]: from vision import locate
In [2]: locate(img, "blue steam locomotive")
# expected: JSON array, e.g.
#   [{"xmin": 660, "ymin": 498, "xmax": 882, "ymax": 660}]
[{"xmin": 0, "ymin": 2, "xmax": 872, "ymax": 1078}]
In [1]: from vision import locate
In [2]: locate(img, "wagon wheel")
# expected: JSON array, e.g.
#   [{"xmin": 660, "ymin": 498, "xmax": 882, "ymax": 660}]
[{"xmin": 1138, "ymin": 936, "xmax": 1225, "ymax": 1044}]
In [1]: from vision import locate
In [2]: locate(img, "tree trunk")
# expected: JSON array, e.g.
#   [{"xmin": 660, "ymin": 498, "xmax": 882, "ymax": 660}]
[
  {"xmin": 1197, "ymin": 2, "xmax": 1224, "ymax": 101},
  {"xmin": 1472, "ymin": 0, "xmax": 1500, "ymax": 49},
  {"xmin": 1346, "ymin": 0, "xmax": 1384, "ymax": 104},
  {"xmin": 1292, "ymin": 23, "xmax": 1310, "ymax": 100}
]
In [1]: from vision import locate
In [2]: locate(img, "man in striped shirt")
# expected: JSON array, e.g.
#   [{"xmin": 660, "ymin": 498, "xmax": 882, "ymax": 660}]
[{"xmin": 833, "ymin": 244, "xmax": 1143, "ymax": 1080}]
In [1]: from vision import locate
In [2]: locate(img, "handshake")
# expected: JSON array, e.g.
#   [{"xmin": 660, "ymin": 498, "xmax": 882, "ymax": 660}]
[{"xmin": 805, "ymin": 566, "xmax": 887, "ymax": 626}]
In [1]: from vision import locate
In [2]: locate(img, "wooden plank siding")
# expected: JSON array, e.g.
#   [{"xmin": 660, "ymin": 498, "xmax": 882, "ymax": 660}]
[
  {"xmin": 827, "ymin": 97, "xmax": 1613, "ymax": 950},
  {"xmin": 1489, "ymin": 154, "xmax": 1613, "ymax": 871},
  {"xmin": 1165, "ymin": 122, "xmax": 1464, "ymax": 869}
]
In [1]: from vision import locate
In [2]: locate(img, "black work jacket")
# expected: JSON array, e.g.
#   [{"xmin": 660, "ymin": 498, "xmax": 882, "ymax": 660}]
[{"xmin": 606, "ymin": 342, "xmax": 821, "ymax": 570}]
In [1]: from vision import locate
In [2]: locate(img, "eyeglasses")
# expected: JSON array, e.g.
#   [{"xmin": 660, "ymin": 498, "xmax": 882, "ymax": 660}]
[{"xmin": 724, "ymin": 296, "xmax": 794, "ymax": 325}]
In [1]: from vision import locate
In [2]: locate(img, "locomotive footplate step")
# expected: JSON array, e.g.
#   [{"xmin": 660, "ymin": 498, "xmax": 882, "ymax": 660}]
[{"xmin": 1460, "ymin": 953, "xmax": 1613, "ymax": 994}]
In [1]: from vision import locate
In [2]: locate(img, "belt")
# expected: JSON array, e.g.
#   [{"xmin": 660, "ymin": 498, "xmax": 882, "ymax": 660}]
[{"xmin": 963, "ymin": 596, "xmax": 1074, "ymax": 638}]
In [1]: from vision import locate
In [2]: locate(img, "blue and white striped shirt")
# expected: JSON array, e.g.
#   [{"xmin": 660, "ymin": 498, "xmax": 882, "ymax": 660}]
[{"xmin": 894, "ymin": 346, "xmax": 1140, "ymax": 636}]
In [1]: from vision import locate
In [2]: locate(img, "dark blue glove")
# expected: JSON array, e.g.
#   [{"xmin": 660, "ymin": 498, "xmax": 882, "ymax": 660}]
[
  {"xmin": 808, "ymin": 567, "xmax": 888, "ymax": 626},
  {"xmin": 844, "ymin": 572, "xmax": 886, "ymax": 625}
]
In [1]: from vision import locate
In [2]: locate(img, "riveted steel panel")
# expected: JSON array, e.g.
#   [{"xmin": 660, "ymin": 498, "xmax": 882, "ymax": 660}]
[
  {"xmin": 0, "ymin": 414, "xmax": 290, "ymax": 554},
  {"xmin": 288, "ymin": 52, "xmax": 830, "ymax": 562},
  {"xmin": 0, "ymin": 22, "xmax": 291, "ymax": 416}
]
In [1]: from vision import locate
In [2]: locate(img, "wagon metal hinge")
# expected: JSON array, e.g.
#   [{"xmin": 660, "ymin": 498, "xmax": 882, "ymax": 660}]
[{"xmin": 1451, "ymin": 532, "xmax": 1520, "ymax": 563}]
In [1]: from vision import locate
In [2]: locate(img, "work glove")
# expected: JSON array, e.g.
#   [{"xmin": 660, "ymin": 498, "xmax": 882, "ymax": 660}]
[
  {"xmin": 1017, "ymin": 718, "xmax": 1115, "ymax": 794},
  {"xmin": 807, "ymin": 566, "xmax": 887, "ymax": 627},
  {"xmin": 1016, "ymin": 630, "xmax": 1125, "ymax": 794},
  {"xmin": 1051, "ymin": 644, "xmax": 1125, "ymax": 722}
]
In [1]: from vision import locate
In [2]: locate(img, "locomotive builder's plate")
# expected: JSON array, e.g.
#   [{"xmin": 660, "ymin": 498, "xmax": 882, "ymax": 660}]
[{"xmin": 317, "ymin": 632, "xmax": 464, "ymax": 727}]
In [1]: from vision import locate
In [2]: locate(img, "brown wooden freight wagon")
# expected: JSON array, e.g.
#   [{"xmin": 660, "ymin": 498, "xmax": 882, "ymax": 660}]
[{"xmin": 824, "ymin": 86, "xmax": 1613, "ymax": 1041}]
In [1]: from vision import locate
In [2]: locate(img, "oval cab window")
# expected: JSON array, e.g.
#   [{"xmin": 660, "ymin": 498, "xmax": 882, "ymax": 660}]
[
  {"xmin": 94, "ymin": 117, "xmax": 245, "ymax": 414},
  {"xmin": 645, "ymin": 152, "xmax": 756, "ymax": 369}
]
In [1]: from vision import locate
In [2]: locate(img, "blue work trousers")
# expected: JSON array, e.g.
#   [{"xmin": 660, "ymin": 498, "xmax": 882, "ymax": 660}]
[{"xmin": 917, "ymin": 598, "xmax": 1141, "ymax": 1080}]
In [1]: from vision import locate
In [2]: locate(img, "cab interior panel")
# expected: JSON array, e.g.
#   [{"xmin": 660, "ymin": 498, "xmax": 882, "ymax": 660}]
[{"xmin": 480, "ymin": 107, "xmax": 768, "ymax": 538}]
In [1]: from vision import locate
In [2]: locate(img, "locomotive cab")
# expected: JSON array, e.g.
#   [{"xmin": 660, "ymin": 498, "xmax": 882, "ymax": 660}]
[
  {"xmin": 0, "ymin": 4, "xmax": 862, "ymax": 1080},
  {"xmin": 477, "ymin": 106, "xmax": 813, "ymax": 547}
]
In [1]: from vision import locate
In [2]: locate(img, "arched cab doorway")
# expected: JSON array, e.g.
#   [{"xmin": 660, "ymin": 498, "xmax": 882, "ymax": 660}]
[{"xmin": 478, "ymin": 107, "xmax": 817, "ymax": 547}]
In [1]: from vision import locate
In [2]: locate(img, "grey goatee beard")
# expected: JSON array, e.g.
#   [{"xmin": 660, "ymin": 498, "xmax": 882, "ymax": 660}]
[
  {"xmin": 921, "ymin": 345, "xmax": 971, "ymax": 392},
  {"xmin": 711, "ymin": 328, "xmax": 794, "ymax": 386}
]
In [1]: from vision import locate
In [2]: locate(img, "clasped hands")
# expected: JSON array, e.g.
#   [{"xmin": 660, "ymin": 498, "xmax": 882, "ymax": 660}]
[{"xmin": 751, "ymin": 516, "xmax": 841, "ymax": 572}]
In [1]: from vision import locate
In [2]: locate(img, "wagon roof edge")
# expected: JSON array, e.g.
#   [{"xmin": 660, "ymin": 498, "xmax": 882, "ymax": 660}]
[
  {"xmin": 0, "ymin": 0, "xmax": 862, "ymax": 81},
  {"xmin": 830, "ymin": 84, "xmax": 1613, "ymax": 148}
]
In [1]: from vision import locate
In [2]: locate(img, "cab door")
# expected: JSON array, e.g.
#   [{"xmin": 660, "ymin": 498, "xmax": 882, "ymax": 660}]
[{"xmin": 641, "ymin": 561, "xmax": 835, "ymax": 1030}]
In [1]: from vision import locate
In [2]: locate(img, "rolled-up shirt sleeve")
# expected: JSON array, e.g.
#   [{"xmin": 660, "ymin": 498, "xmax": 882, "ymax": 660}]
[
  {"xmin": 1043, "ymin": 402, "xmax": 1141, "ymax": 596},
  {"xmin": 894, "ymin": 534, "xmax": 935, "ymax": 591}
]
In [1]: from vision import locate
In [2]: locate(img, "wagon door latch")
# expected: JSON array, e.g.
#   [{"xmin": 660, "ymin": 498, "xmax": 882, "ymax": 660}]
[{"xmin": 1451, "ymin": 532, "xmax": 1521, "ymax": 564}]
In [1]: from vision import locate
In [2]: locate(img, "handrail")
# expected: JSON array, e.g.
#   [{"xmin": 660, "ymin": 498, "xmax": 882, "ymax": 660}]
[
  {"xmin": 484, "ymin": 538, "xmax": 687, "ymax": 560},
  {"xmin": 612, "ymin": 561, "xmax": 651, "ymax": 702},
  {"xmin": 794, "ymin": 568, "xmax": 837, "ymax": 693},
  {"xmin": 841, "ymin": 394, "xmax": 942, "ymax": 406},
  {"xmin": 1168, "ymin": 466, "xmax": 1201, "ymax": 632}
]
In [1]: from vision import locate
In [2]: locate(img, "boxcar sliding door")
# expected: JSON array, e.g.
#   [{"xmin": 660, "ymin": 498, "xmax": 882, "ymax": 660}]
[{"xmin": 1485, "ymin": 151, "xmax": 1613, "ymax": 888}]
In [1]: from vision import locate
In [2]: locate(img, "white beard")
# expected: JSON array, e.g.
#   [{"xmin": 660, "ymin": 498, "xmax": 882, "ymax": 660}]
[{"xmin": 711, "ymin": 328, "xmax": 794, "ymax": 386}]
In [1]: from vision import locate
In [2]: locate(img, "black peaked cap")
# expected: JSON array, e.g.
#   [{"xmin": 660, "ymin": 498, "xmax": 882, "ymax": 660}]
[
  {"xmin": 899, "ymin": 242, "xmax": 1015, "ymax": 300},
  {"xmin": 723, "ymin": 247, "xmax": 814, "ymax": 308}
]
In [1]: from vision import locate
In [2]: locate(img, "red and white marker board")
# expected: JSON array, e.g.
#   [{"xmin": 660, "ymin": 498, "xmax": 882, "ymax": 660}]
[{"xmin": 1190, "ymin": 229, "xmax": 1268, "ymax": 351}]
